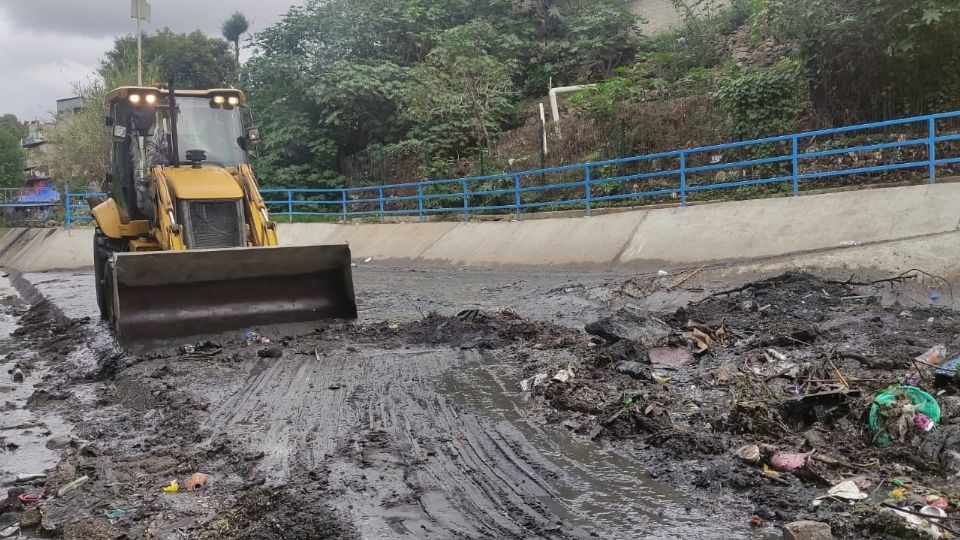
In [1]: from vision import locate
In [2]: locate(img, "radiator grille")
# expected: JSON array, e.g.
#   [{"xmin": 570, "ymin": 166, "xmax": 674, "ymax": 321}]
[{"xmin": 181, "ymin": 200, "xmax": 245, "ymax": 249}]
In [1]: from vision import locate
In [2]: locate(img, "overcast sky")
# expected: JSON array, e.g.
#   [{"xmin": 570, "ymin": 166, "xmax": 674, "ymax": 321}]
[{"xmin": 0, "ymin": 0, "xmax": 298, "ymax": 121}]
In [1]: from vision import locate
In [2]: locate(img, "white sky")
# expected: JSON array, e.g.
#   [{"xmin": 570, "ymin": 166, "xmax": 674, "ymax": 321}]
[{"xmin": 0, "ymin": 0, "xmax": 297, "ymax": 121}]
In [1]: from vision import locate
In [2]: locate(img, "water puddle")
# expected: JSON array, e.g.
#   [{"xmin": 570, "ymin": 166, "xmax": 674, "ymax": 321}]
[
  {"xmin": 441, "ymin": 354, "xmax": 774, "ymax": 539},
  {"xmin": 24, "ymin": 271, "xmax": 98, "ymax": 321},
  {"xmin": 0, "ymin": 275, "xmax": 74, "ymax": 484}
]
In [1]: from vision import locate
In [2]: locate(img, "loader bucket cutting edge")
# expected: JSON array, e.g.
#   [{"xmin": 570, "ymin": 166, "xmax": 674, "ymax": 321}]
[{"xmin": 110, "ymin": 244, "xmax": 357, "ymax": 342}]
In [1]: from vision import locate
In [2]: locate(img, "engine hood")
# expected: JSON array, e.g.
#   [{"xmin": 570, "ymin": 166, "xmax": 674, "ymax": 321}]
[{"xmin": 162, "ymin": 166, "xmax": 243, "ymax": 200}]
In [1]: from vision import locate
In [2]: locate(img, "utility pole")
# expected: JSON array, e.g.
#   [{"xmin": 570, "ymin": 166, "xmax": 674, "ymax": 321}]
[{"xmin": 131, "ymin": 0, "xmax": 152, "ymax": 85}]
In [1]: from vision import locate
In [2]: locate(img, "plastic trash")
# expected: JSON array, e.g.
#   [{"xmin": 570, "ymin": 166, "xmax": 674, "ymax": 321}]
[
  {"xmin": 105, "ymin": 508, "xmax": 125, "ymax": 523},
  {"xmin": 185, "ymin": 472, "xmax": 209, "ymax": 492},
  {"xmin": 735, "ymin": 444, "xmax": 760, "ymax": 463},
  {"xmin": 813, "ymin": 480, "xmax": 868, "ymax": 506},
  {"xmin": 890, "ymin": 487, "xmax": 908, "ymax": 502},
  {"xmin": 57, "ymin": 475, "xmax": 89, "ymax": 497},
  {"xmin": 916, "ymin": 345, "xmax": 948, "ymax": 367},
  {"xmin": 922, "ymin": 505, "xmax": 947, "ymax": 518},
  {"xmin": 162, "ymin": 479, "xmax": 179, "ymax": 493},
  {"xmin": 244, "ymin": 331, "xmax": 270, "ymax": 345},
  {"xmin": 868, "ymin": 386, "xmax": 941, "ymax": 447},
  {"xmin": 771, "ymin": 452, "xmax": 810, "ymax": 472},
  {"xmin": 17, "ymin": 489, "xmax": 46, "ymax": 503},
  {"xmin": 889, "ymin": 506, "xmax": 945, "ymax": 539},
  {"xmin": 553, "ymin": 367, "xmax": 575, "ymax": 383},
  {"xmin": 934, "ymin": 356, "xmax": 960, "ymax": 386},
  {"xmin": 519, "ymin": 373, "xmax": 548, "ymax": 392},
  {"xmin": 916, "ymin": 413, "xmax": 935, "ymax": 432},
  {"xmin": 931, "ymin": 291, "xmax": 941, "ymax": 301}
]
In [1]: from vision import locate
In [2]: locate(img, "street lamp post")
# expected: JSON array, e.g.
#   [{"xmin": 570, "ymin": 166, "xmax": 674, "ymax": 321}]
[{"xmin": 130, "ymin": 0, "xmax": 152, "ymax": 85}]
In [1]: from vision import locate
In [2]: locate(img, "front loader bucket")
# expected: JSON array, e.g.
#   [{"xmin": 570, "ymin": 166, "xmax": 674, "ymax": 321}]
[{"xmin": 109, "ymin": 244, "xmax": 357, "ymax": 342}]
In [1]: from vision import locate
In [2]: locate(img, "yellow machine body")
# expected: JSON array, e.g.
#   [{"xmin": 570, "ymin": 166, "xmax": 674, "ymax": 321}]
[{"xmin": 92, "ymin": 86, "xmax": 356, "ymax": 342}]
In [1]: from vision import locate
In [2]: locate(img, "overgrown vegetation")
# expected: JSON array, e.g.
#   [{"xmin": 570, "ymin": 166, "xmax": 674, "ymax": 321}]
[
  {"xmin": 102, "ymin": 28, "xmax": 236, "ymax": 89},
  {"xmin": 572, "ymin": 0, "xmax": 960, "ymax": 140},
  {"xmin": 10, "ymin": 0, "xmax": 960, "ymax": 195},
  {"xmin": 246, "ymin": 0, "xmax": 825, "ymax": 187},
  {"xmin": 244, "ymin": 0, "xmax": 642, "ymax": 187},
  {"xmin": 0, "ymin": 130, "xmax": 24, "ymax": 188}
]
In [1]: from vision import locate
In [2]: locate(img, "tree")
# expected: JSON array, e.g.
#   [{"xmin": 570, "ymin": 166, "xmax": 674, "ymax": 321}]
[
  {"xmin": 755, "ymin": 0, "xmax": 960, "ymax": 121},
  {"xmin": 0, "ymin": 114, "xmax": 26, "ymax": 141},
  {"xmin": 245, "ymin": 0, "xmax": 639, "ymax": 186},
  {"xmin": 46, "ymin": 66, "xmax": 152, "ymax": 191},
  {"xmin": 221, "ymin": 11, "xmax": 250, "ymax": 69},
  {"xmin": 404, "ymin": 21, "xmax": 519, "ymax": 151},
  {"xmin": 0, "ymin": 131, "xmax": 25, "ymax": 188},
  {"xmin": 101, "ymin": 28, "xmax": 236, "ymax": 89}
]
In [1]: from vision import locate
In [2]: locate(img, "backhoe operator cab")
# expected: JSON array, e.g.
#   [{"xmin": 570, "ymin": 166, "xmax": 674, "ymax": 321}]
[{"xmin": 101, "ymin": 86, "xmax": 262, "ymax": 245}]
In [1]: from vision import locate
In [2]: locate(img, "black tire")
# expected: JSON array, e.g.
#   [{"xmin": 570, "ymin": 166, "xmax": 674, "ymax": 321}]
[
  {"xmin": 94, "ymin": 231, "xmax": 109, "ymax": 320},
  {"xmin": 93, "ymin": 229, "xmax": 126, "ymax": 323}
]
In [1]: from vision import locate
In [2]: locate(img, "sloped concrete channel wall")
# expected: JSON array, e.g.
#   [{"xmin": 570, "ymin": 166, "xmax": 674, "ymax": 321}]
[{"xmin": 1, "ymin": 183, "xmax": 958, "ymax": 272}]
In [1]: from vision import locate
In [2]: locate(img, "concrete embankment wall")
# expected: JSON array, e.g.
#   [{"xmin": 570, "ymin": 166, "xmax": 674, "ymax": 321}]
[{"xmin": 1, "ymin": 183, "xmax": 958, "ymax": 272}]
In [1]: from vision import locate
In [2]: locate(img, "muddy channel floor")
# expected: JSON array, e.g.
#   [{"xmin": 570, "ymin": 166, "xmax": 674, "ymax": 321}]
[{"xmin": 1, "ymin": 264, "xmax": 959, "ymax": 539}]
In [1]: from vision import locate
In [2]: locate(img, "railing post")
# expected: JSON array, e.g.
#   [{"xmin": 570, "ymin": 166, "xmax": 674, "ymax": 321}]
[
  {"xmin": 584, "ymin": 165, "xmax": 592, "ymax": 216},
  {"xmin": 378, "ymin": 186, "xmax": 385, "ymax": 223},
  {"xmin": 341, "ymin": 189, "xmax": 347, "ymax": 222},
  {"xmin": 461, "ymin": 179, "xmax": 470, "ymax": 222},
  {"xmin": 791, "ymin": 135, "xmax": 800, "ymax": 196},
  {"xmin": 65, "ymin": 192, "xmax": 71, "ymax": 229},
  {"xmin": 513, "ymin": 174, "xmax": 522, "ymax": 220},
  {"xmin": 286, "ymin": 190, "xmax": 293, "ymax": 223},
  {"xmin": 417, "ymin": 184, "xmax": 424, "ymax": 223},
  {"xmin": 929, "ymin": 116, "xmax": 937, "ymax": 184},
  {"xmin": 679, "ymin": 150, "xmax": 687, "ymax": 207}
]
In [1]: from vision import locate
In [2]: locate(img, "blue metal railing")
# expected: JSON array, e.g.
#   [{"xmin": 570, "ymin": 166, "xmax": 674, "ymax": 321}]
[
  {"xmin": 64, "ymin": 192, "xmax": 106, "ymax": 228},
  {"xmin": 55, "ymin": 110, "xmax": 960, "ymax": 227}
]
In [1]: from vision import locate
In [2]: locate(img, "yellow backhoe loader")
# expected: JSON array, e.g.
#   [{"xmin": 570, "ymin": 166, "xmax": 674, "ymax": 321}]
[{"xmin": 91, "ymin": 85, "xmax": 357, "ymax": 341}]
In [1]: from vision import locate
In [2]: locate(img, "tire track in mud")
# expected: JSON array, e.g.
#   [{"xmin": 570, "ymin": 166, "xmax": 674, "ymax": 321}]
[{"xmin": 207, "ymin": 346, "xmax": 590, "ymax": 538}]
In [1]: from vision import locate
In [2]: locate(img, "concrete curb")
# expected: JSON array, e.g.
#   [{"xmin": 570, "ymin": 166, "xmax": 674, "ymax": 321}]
[{"xmin": 2, "ymin": 183, "xmax": 957, "ymax": 272}]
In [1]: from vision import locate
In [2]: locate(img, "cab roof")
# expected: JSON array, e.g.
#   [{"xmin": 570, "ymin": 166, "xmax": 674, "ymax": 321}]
[{"xmin": 104, "ymin": 86, "xmax": 246, "ymax": 105}]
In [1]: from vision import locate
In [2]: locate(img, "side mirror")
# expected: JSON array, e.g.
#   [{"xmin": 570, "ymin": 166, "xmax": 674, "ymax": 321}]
[{"xmin": 245, "ymin": 127, "xmax": 262, "ymax": 146}]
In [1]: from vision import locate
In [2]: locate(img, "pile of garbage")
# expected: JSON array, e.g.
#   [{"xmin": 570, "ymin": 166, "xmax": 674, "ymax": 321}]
[{"xmin": 518, "ymin": 272, "xmax": 960, "ymax": 537}]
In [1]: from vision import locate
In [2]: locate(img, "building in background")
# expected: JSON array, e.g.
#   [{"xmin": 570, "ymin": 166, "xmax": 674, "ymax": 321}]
[
  {"xmin": 56, "ymin": 96, "xmax": 83, "ymax": 118},
  {"xmin": 21, "ymin": 120, "xmax": 51, "ymax": 171}
]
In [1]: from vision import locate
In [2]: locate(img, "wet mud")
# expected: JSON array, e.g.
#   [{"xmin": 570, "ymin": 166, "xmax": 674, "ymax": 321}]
[{"xmin": 4, "ymin": 264, "xmax": 957, "ymax": 539}]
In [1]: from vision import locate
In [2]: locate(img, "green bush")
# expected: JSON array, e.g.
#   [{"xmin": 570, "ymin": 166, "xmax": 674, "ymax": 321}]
[{"xmin": 715, "ymin": 59, "xmax": 809, "ymax": 139}]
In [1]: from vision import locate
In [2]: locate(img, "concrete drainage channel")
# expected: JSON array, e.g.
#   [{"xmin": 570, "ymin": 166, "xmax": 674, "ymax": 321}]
[{"xmin": 1, "ymin": 185, "xmax": 960, "ymax": 538}]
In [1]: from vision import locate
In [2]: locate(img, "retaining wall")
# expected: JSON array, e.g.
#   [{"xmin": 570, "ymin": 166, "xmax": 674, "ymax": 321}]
[{"xmin": 2, "ymin": 183, "xmax": 957, "ymax": 272}]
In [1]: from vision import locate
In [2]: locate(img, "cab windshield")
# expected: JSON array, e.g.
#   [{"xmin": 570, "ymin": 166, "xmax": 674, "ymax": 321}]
[{"xmin": 174, "ymin": 97, "xmax": 246, "ymax": 167}]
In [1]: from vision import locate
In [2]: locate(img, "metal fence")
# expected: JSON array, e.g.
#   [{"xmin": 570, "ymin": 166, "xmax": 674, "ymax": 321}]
[{"xmin": 59, "ymin": 110, "xmax": 960, "ymax": 227}]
